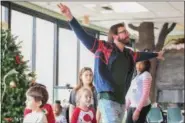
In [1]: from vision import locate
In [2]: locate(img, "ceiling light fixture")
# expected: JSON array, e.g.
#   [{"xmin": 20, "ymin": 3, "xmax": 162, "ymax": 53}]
[{"xmin": 110, "ymin": 2, "xmax": 148, "ymax": 13}]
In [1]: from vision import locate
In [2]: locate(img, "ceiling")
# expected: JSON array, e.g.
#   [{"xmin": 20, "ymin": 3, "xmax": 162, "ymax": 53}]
[{"xmin": 30, "ymin": 2, "xmax": 184, "ymax": 36}]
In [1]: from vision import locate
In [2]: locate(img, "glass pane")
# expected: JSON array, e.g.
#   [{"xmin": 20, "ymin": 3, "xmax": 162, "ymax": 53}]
[
  {"xmin": 99, "ymin": 34, "xmax": 108, "ymax": 41},
  {"xmin": 35, "ymin": 18, "xmax": 54, "ymax": 103},
  {"xmin": 79, "ymin": 43, "xmax": 94, "ymax": 71},
  {"xmin": 1, "ymin": 6, "xmax": 5, "ymax": 22},
  {"xmin": 58, "ymin": 28, "xmax": 77, "ymax": 87},
  {"xmin": 11, "ymin": 10, "xmax": 33, "ymax": 69},
  {"xmin": 53, "ymin": 88, "xmax": 72, "ymax": 105}
]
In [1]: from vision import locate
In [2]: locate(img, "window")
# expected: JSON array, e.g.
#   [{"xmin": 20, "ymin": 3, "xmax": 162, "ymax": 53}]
[
  {"xmin": 53, "ymin": 88, "xmax": 72, "ymax": 105},
  {"xmin": 99, "ymin": 34, "xmax": 108, "ymax": 41},
  {"xmin": 11, "ymin": 10, "xmax": 33, "ymax": 69},
  {"xmin": 79, "ymin": 31, "xmax": 97, "ymax": 71},
  {"xmin": 158, "ymin": 90, "xmax": 184, "ymax": 103},
  {"xmin": 79, "ymin": 43, "xmax": 94, "ymax": 71},
  {"xmin": 35, "ymin": 18, "xmax": 54, "ymax": 103},
  {"xmin": 58, "ymin": 28, "xmax": 78, "ymax": 87},
  {"xmin": 1, "ymin": 6, "xmax": 5, "ymax": 22}
]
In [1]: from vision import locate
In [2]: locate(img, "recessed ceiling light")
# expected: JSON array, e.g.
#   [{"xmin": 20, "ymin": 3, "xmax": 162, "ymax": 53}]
[
  {"xmin": 83, "ymin": 4, "xmax": 96, "ymax": 8},
  {"xmin": 110, "ymin": 2, "xmax": 148, "ymax": 13}
]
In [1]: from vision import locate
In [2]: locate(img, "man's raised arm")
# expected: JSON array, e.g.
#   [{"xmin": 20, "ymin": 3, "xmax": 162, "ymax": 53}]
[{"xmin": 58, "ymin": 3, "xmax": 101, "ymax": 53}]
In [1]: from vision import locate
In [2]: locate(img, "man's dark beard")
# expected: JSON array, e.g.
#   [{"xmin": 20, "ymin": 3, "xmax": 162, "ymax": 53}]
[{"xmin": 118, "ymin": 37, "xmax": 130, "ymax": 45}]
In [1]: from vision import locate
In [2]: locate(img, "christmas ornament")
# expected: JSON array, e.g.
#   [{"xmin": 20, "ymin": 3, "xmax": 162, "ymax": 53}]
[
  {"xmin": 15, "ymin": 55, "xmax": 21, "ymax": 64},
  {"xmin": 83, "ymin": 15, "xmax": 89, "ymax": 25},
  {"xmin": 4, "ymin": 117, "xmax": 13, "ymax": 122},
  {"xmin": 2, "ymin": 69, "xmax": 18, "ymax": 102},
  {"xmin": 9, "ymin": 81, "xmax": 16, "ymax": 88}
]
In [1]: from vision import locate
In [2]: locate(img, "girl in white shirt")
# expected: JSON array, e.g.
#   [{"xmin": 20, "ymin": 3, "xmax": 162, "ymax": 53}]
[
  {"xmin": 125, "ymin": 60, "xmax": 152, "ymax": 123},
  {"xmin": 23, "ymin": 85, "xmax": 48, "ymax": 123}
]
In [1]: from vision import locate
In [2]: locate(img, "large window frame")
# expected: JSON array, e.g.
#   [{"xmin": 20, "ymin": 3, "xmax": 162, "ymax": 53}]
[{"xmin": 1, "ymin": 1, "xmax": 102, "ymax": 103}]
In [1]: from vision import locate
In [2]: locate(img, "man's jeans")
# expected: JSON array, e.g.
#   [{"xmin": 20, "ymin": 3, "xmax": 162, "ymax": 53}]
[{"xmin": 98, "ymin": 99, "xmax": 125, "ymax": 123}]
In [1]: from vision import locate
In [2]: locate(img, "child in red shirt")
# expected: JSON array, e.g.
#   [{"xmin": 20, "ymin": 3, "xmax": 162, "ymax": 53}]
[{"xmin": 71, "ymin": 87, "xmax": 96, "ymax": 123}]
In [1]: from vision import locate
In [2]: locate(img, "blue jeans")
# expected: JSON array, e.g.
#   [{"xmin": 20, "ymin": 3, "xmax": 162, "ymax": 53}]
[{"xmin": 98, "ymin": 99, "xmax": 125, "ymax": 123}]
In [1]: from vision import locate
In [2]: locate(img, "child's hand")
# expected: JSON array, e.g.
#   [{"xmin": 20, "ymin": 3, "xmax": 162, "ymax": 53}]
[
  {"xmin": 132, "ymin": 110, "xmax": 140, "ymax": 121},
  {"xmin": 124, "ymin": 100, "xmax": 130, "ymax": 111},
  {"xmin": 124, "ymin": 106, "xmax": 128, "ymax": 111}
]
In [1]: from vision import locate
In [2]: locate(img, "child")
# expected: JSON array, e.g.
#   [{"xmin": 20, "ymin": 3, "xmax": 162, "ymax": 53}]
[
  {"xmin": 71, "ymin": 87, "xmax": 96, "ymax": 123},
  {"xmin": 23, "ymin": 85, "xmax": 48, "ymax": 123},
  {"xmin": 53, "ymin": 100, "xmax": 67, "ymax": 123},
  {"xmin": 125, "ymin": 60, "xmax": 152, "ymax": 123},
  {"xmin": 24, "ymin": 83, "xmax": 55, "ymax": 123},
  {"xmin": 69, "ymin": 67, "xmax": 97, "ymax": 121}
]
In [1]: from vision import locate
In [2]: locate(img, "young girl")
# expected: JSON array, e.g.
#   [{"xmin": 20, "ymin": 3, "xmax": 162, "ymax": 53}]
[
  {"xmin": 53, "ymin": 100, "xmax": 67, "ymax": 123},
  {"xmin": 69, "ymin": 67, "xmax": 97, "ymax": 120},
  {"xmin": 23, "ymin": 85, "xmax": 48, "ymax": 123},
  {"xmin": 24, "ymin": 83, "xmax": 55, "ymax": 123},
  {"xmin": 71, "ymin": 87, "xmax": 96, "ymax": 123},
  {"xmin": 125, "ymin": 60, "xmax": 152, "ymax": 123}
]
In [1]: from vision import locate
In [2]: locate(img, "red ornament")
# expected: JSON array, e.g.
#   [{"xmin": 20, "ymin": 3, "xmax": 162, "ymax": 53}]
[
  {"xmin": 4, "ymin": 117, "xmax": 13, "ymax": 122},
  {"xmin": 15, "ymin": 55, "xmax": 21, "ymax": 64}
]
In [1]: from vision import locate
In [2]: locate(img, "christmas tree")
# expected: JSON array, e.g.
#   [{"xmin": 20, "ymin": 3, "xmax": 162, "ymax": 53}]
[{"xmin": 1, "ymin": 29, "xmax": 35, "ymax": 123}]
